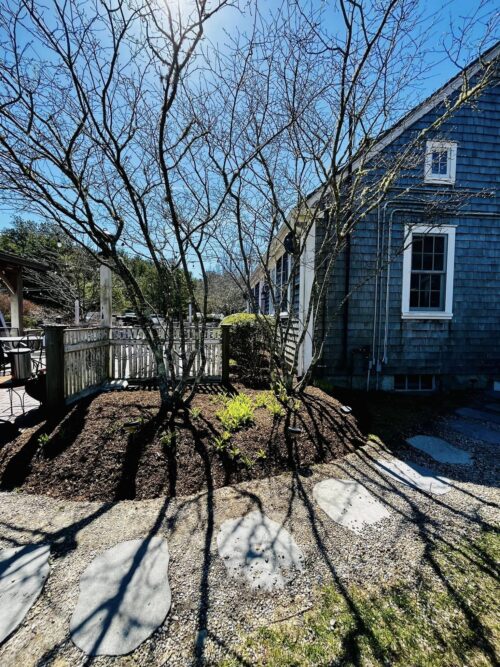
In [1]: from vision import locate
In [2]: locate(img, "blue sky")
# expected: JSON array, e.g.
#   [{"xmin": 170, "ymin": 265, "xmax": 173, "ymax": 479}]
[{"xmin": 0, "ymin": 0, "xmax": 497, "ymax": 231}]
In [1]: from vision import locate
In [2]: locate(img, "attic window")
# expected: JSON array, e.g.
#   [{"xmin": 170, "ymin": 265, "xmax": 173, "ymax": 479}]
[{"xmin": 424, "ymin": 141, "xmax": 457, "ymax": 185}]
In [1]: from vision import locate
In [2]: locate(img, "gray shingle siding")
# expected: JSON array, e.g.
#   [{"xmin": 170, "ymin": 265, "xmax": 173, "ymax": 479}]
[{"xmin": 317, "ymin": 77, "xmax": 500, "ymax": 390}]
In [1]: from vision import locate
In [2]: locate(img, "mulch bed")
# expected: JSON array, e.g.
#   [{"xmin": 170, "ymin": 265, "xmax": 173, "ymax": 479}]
[{"xmin": 0, "ymin": 385, "xmax": 365, "ymax": 502}]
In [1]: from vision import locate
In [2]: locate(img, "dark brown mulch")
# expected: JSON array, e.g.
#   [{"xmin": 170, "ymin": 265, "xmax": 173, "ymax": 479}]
[{"xmin": 0, "ymin": 385, "xmax": 365, "ymax": 502}]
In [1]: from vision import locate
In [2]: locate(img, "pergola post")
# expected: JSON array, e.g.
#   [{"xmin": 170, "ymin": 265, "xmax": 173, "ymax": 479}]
[
  {"xmin": 45, "ymin": 325, "xmax": 66, "ymax": 411},
  {"xmin": 0, "ymin": 252, "xmax": 48, "ymax": 335},
  {"xmin": 9, "ymin": 268, "xmax": 23, "ymax": 334},
  {"xmin": 100, "ymin": 264, "xmax": 112, "ymax": 328}
]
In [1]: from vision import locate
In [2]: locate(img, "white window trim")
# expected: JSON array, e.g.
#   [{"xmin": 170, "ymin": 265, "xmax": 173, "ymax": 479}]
[
  {"xmin": 401, "ymin": 224, "xmax": 455, "ymax": 320},
  {"xmin": 424, "ymin": 141, "xmax": 457, "ymax": 185}
]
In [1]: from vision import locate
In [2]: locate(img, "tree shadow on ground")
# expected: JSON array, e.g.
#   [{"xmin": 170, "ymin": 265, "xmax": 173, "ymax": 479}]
[{"xmin": 0, "ymin": 400, "xmax": 91, "ymax": 491}]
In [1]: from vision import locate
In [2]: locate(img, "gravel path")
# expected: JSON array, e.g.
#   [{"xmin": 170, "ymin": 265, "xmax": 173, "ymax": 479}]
[{"xmin": 0, "ymin": 404, "xmax": 498, "ymax": 666}]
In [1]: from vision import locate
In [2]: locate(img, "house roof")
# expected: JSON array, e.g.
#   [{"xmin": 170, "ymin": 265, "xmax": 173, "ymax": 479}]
[
  {"xmin": 307, "ymin": 39, "xmax": 500, "ymax": 206},
  {"xmin": 249, "ymin": 41, "xmax": 500, "ymax": 287}
]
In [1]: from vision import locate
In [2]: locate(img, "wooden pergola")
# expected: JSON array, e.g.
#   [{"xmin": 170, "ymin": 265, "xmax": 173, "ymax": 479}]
[{"xmin": 0, "ymin": 250, "xmax": 49, "ymax": 334}]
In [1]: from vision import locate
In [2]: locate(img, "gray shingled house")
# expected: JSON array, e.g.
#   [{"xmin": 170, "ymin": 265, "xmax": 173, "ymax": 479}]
[{"xmin": 250, "ymin": 43, "xmax": 500, "ymax": 392}]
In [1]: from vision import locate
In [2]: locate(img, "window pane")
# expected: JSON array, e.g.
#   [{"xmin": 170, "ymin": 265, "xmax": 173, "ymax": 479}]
[
  {"xmin": 394, "ymin": 375, "xmax": 406, "ymax": 390},
  {"xmin": 434, "ymin": 236, "xmax": 445, "ymax": 254},
  {"xmin": 431, "ymin": 150, "xmax": 448, "ymax": 175},
  {"xmin": 407, "ymin": 375, "xmax": 419, "ymax": 390},
  {"xmin": 430, "ymin": 291, "xmax": 441, "ymax": 308},
  {"xmin": 423, "ymin": 236, "xmax": 434, "ymax": 253},
  {"xmin": 420, "ymin": 375, "xmax": 434, "ymax": 390},
  {"xmin": 423, "ymin": 253, "xmax": 433, "ymax": 270},
  {"xmin": 433, "ymin": 252, "xmax": 444, "ymax": 271},
  {"xmin": 412, "ymin": 236, "xmax": 423, "ymax": 253},
  {"xmin": 410, "ymin": 290, "xmax": 419, "ymax": 308}
]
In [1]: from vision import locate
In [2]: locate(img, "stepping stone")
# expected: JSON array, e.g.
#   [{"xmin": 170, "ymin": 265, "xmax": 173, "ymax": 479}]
[
  {"xmin": 313, "ymin": 479, "xmax": 390, "ymax": 534},
  {"xmin": 217, "ymin": 511, "xmax": 304, "ymax": 591},
  {"xmin": 456, "ymin": 407, "xmax": 500, "ymax": 426},
  {"xmin": 0, "ymin": 544, "xmax": 50, "ymax": 645},
  {"xmin": 406, "ymin": 435, "xmax": 472, "ymax": 465},
  {"xmin": 447, "ymin": 419, "xmax": 500, "ymax": 445},
  {"xmin": 374, "ymin": 458, "xmax": 451, "ymax": 495},
  {"xmin": 70, "ymin": 537, "xmax": 170, "ymax": 656}
]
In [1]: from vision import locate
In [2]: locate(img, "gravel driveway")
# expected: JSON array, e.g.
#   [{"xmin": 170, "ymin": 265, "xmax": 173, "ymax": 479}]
[{"xmin": 0, "ymin": 403, "xmax": 498, "ymax": 666}]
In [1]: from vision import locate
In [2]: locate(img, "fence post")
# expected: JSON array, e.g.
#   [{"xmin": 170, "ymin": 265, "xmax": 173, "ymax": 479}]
[
  {"xmin": 221, "ymin": 324, "xmax": 230, "ymax": 385},
  {"xmin": 44, "ymin": 325, "xmax": 66, "ymax": 411}
]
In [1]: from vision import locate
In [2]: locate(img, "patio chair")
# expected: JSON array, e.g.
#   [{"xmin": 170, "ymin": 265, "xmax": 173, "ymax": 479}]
[
  {"xmin": 16, "ymin": 332, "xmax": 44, "ymax": 373},
  {"xmin": 0, "ymin": 342, "xmax": 8, "ymax": 376}
]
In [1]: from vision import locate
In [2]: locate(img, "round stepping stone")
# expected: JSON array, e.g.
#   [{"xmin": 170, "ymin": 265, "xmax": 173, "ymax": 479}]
[
  {"xmin": 0, "ymin": 544, "xmax": 50, "ymax": 645},
  {"xmin": 448, "ymin": 419, "xmax": 500, "ymax": 445},
  {"xmin": 374, "ymin": 458, "xmax": 451, "ymax": 495},
  {"xmin": 406, "ymin": 435, "xmax": 472, "ymax": 465},
  {"xmin": 217, "ymin": 511, "xmax": 304, "ymax": 591},
  {"xmin": 313, "ymin": 479, "xmax": 390, "ymax": 534},
  {"xmin": 70, "ymin": 537, "xmax": 170, "ymax": 656},
  {"xmin": 456, "ymin": 407, "xmax": 500, "ymax": 426}
]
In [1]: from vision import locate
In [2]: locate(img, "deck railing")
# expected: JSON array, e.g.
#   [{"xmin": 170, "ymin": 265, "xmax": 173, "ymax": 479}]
[{"xmin": 45, "ymin": 324, "xmax": 225, "ymax": 407}]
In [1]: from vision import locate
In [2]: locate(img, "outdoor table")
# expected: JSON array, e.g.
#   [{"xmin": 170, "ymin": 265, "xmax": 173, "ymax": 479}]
[{"xmin": 0, "ymin": 335, "xmax": 43, "ymax": 349}]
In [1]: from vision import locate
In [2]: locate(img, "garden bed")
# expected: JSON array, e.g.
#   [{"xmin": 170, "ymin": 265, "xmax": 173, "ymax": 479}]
[{"xmin": 0, "ymin": 385, "xmax": 364, "ymax": 501}]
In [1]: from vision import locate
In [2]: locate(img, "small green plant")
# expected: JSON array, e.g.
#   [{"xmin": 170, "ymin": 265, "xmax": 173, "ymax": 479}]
[
  {"xmin": 227, "ymin": 444, "xmax": 241, "ymax": 460},
  {"xmin": 273, "ymin": 380, "xmax": 290, "ymax": 405},
  {"xmin": 240, "ymin": 454, "xmax": 254, "ymax": 469},
  {"xmin": 254, "ymin": 390, "xmax": 285, "ymax": 417},
  {"xmin": 213, "ymin": 430, "xmax": 232, "ymax": 451},
  {"xmin": 160, "ymin": 429, "xmax": 177, "ymax": 448},
  {"xmin": 216, "ymin": 393, "xmax": 255, "ymax": 432},
  {"xmin": 189, "ymin": 407, "xmax": 202, "ymax": 420},
  {"xmin": 255, "ymin": 448, "xmax": 267, "ymax": 460},
  {"xmin": 37, "ymin": 433, "xmax": 50, "ymax": 456}
]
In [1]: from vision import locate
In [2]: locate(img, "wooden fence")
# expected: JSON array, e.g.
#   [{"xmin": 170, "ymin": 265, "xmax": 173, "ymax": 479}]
[
  {"xmin": 110, "ymin": 327, "xmax": 222, "ymax": 381},
  {"xmin": 64, "ymin": 327, "xmax": 109, "ymax": 402},
  {"xmin": 44, "ymin": 324, "xmax": 225, "ymax": 407}
]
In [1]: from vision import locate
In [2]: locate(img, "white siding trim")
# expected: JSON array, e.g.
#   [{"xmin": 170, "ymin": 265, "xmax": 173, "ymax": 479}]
[
  {"xmin": 401, "ymin": 224, "xmax": 456, "ymax": 320},
  {"xmin": 299, "ymin": 221, "xmax": 316, "ymax": 375}
]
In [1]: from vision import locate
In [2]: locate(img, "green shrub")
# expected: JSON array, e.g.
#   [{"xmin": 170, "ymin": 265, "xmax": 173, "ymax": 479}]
[
  {"xmin": 221, "ymin": 313, "xmax": 273, "ymax": 387},
  {"xmin": 254, "ymin": 390, "xmax": 285, "ymax": 417},
  {"xmin": 216, "ymin": 393, "xmax": 255, "ymax": 432}
]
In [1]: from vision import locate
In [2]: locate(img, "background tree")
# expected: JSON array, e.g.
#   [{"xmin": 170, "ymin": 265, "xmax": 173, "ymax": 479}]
[{"xmin": 194, "ymin": 270, "xmax": 245, "ymax": 316}]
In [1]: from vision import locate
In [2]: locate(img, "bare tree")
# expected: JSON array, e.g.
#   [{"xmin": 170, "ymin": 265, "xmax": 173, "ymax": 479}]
[
  {"xmin": 199, "ymin": 0, "xmax": 499, "ymax": 396},
  {"xmin": 0, "ymin": 0, "xmax": 246, "ymax": 411}
]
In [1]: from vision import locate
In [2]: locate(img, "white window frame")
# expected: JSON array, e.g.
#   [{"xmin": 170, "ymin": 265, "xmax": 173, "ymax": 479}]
[
  {"xmin": 401, "ymin": 224, "xmax": 455, "ymax": 320},
  {"xmin": 424, "ymin": 140, "xmax": 457, "ymax": 185}
]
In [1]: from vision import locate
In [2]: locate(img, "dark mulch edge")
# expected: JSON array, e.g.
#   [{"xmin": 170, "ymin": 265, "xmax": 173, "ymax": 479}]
[{"xmin": 0, "ymin": 385, "xmax": 365, "ymax": 503}]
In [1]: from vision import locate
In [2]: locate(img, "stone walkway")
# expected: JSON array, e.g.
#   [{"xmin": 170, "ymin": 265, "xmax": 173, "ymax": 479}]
[{"xmin": 0, "ymin": 394, "xmax": 498, "ymax": 665}]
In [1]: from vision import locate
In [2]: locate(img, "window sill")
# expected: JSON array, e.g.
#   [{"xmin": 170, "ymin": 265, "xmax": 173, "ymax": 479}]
[
  {"xmin": 401, "ymin": 312, "xmax": 453, "ymax": 320},
  {"xmin": 423, "ymin": 177, "xmax": 455, "ymax": 186}
]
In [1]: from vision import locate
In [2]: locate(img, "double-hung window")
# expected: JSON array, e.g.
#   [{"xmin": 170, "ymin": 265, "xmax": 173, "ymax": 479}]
[
  {"xmin": 275, "ymin": 253, "xmax": 289, "ymax": 312},
  {"xmin": 424, "ymin": 141, "xmax": 457, "ymax": 185},
  {"xmin": 401, "ymin": 225, "xmax": 455, "ymax": 320}
]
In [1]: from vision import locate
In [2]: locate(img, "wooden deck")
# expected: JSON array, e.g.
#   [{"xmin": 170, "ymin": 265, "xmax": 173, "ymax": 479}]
[{"xmin": 0, "ymin": 377, "xmax": 40, "ymax": 421}]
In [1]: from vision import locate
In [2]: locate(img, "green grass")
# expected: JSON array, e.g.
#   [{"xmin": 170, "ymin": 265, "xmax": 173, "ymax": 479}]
[{"xmin": 222, "ymin": 528, "xmax": 500, "ymax": 666}]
